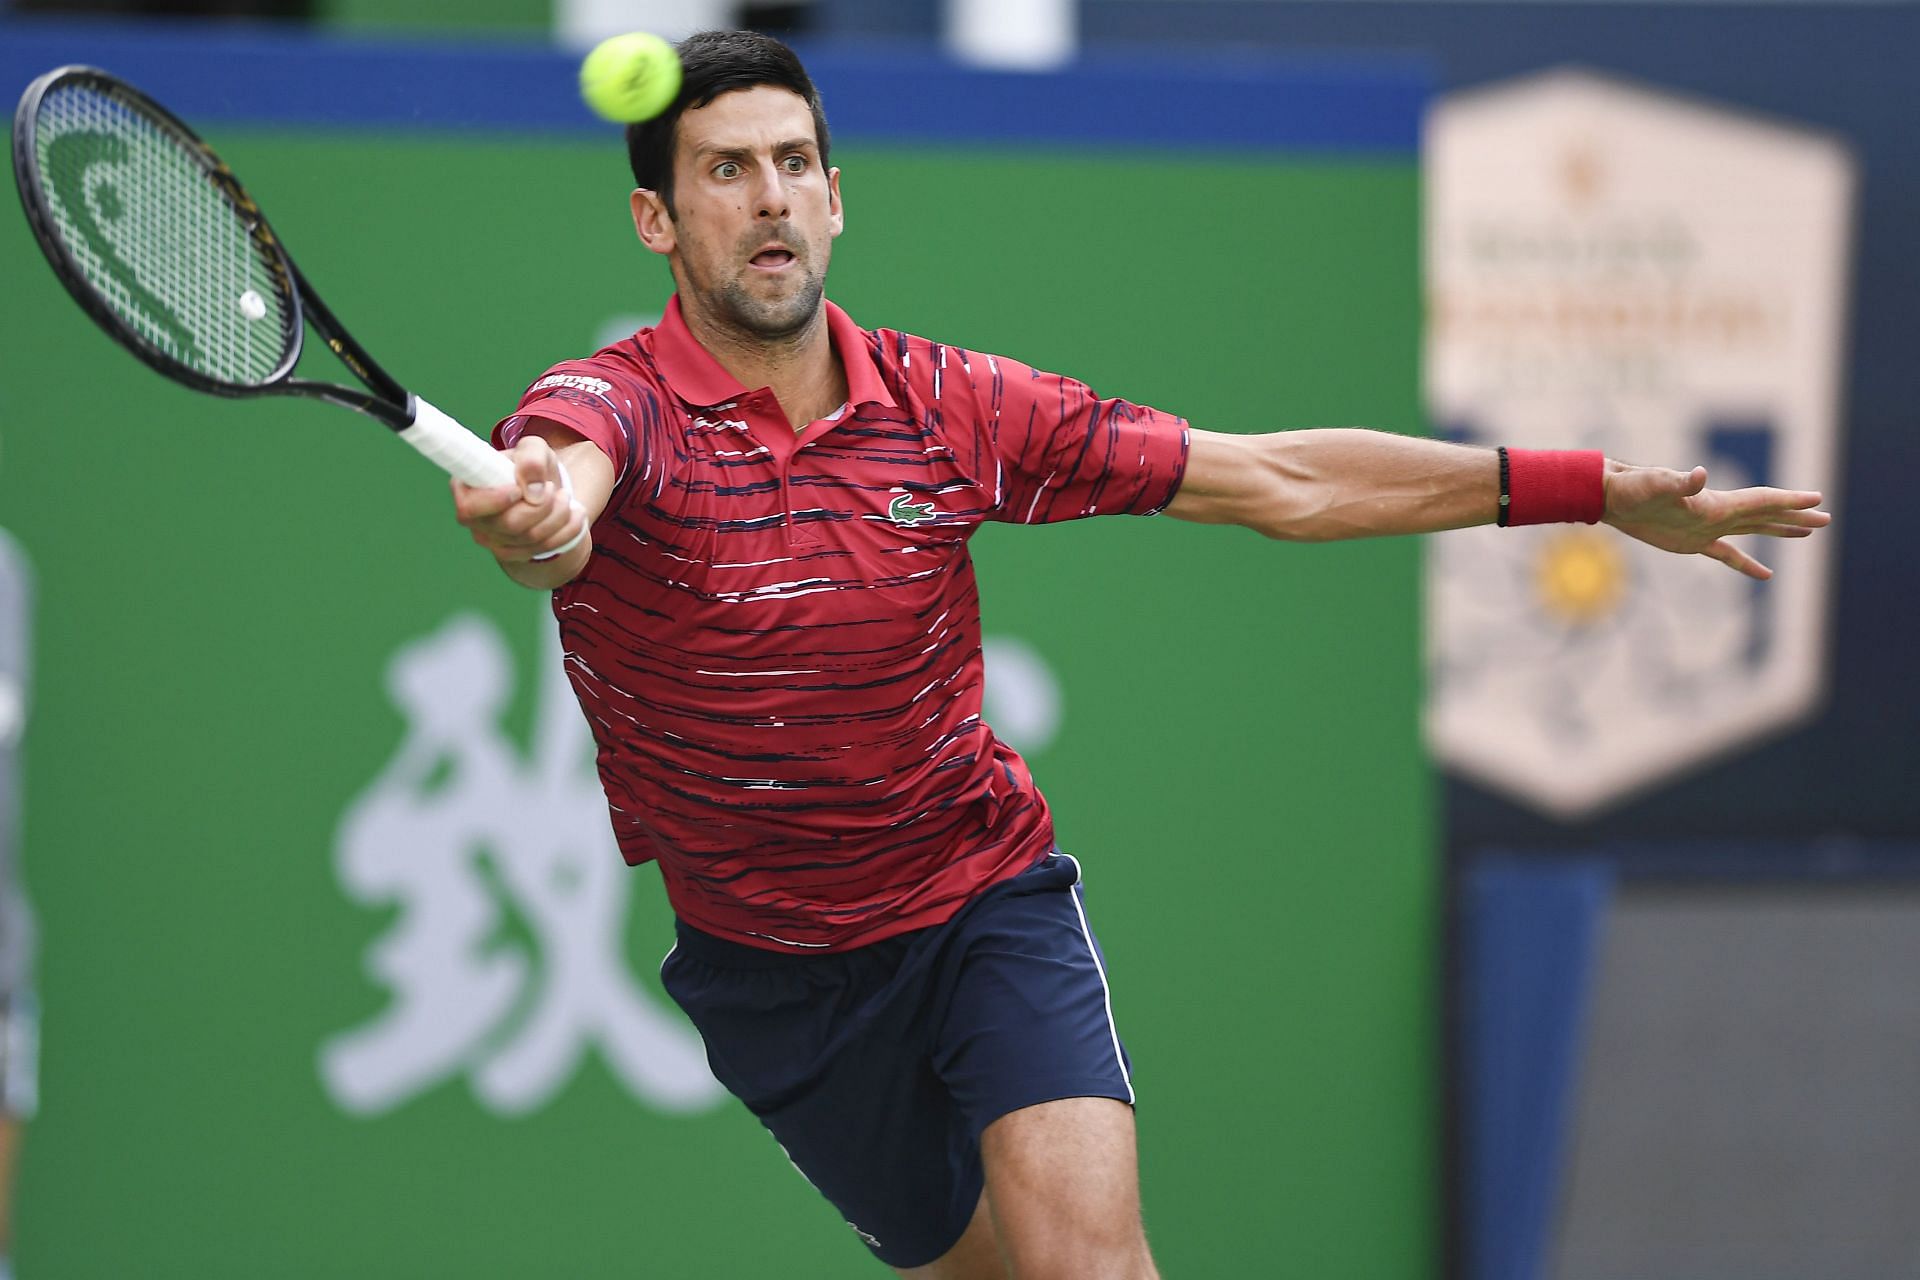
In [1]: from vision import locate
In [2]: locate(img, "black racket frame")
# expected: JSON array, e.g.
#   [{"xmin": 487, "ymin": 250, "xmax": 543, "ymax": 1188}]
[{"xmin": 11, "ymin": 65, "xmax": 419, "ymax": 431}]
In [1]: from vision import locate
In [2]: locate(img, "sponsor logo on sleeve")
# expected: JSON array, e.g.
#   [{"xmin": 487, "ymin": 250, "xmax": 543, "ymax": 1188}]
[{"xmin": 532, "ymin": 373, "xmax": 612, "ymax": 397}]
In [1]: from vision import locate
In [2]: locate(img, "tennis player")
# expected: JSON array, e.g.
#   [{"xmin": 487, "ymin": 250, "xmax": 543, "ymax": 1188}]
[
  {"xmin": 0, "ymin": 528, "xmax": 36, "ymax": 1280},
  {"xmin": 452, "ymin": 31, "xmax": 1828, "ymax": 1279}
]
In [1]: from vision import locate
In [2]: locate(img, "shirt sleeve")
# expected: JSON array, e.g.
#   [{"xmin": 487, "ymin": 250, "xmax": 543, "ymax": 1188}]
[
  {"xmin": 492, "ymin": 361, "xmax": 649, "ymax": 487},
  {"xmin": 959, "ymin": 349, "xmax": 1190, "ymax": 525}
]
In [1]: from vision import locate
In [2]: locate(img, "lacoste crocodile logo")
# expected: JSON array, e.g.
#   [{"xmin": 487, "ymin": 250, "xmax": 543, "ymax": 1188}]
[{"xmin": 888, "ymin": 493, "xmax": 939, "ymax": 526}]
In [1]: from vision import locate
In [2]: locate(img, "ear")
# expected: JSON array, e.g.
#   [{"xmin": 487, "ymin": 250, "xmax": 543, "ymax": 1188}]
[
  {"xmin": 826, "ymin": 166, "xmax": 844, "ymax": 240},
  {"xmin": 631, "ymin": 188, "xmax": 676, "ymax": 257}
]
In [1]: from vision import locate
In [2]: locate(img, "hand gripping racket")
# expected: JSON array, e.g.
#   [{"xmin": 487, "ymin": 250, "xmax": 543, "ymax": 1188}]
[{"xmin": 10, "ymin": 66, "xmax": 514, "ymax": 490}]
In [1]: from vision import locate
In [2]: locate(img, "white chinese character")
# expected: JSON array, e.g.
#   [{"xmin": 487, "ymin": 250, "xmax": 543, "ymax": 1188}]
[{"xmin": 319, "ymin": 613, "xmax": 721, "ymax": 1117}]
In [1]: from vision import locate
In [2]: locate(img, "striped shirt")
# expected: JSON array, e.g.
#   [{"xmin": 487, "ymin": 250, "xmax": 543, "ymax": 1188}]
[{"xmin": 495, "ymin": 297, "xmax": 1189, "ymax": 951}]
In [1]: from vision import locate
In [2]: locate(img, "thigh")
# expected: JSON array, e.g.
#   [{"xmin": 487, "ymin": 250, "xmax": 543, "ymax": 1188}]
[{"xmin": 982, "ymin": 1097, "xmax": 1157, "ymax": 1280}]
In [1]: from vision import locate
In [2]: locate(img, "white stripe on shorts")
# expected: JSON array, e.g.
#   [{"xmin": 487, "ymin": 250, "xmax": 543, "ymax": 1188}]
[{"xmin": 1059, "ymin": 853, "xmax": 1135, "ymax": 1105}]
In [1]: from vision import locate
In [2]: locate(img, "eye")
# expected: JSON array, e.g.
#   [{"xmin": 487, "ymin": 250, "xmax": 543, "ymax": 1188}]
[
  {"xmin": 714, "ymin": 161, "xmax": 742, "ymax": 180},
  {"xmin": 781, "ymin": 155, "xmax": 808, "ymax": 174}
]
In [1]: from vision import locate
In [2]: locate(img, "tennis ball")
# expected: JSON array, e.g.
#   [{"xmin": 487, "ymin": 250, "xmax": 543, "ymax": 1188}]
[{"xmin": 579, "ymin": 32, "xmax": 682, "ymax": 124}]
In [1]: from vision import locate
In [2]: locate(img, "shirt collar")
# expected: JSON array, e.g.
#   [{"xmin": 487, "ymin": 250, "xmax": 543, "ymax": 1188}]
[{"xmin": 651, "ymin": 295, "xmax": 898, "ymax": 412}]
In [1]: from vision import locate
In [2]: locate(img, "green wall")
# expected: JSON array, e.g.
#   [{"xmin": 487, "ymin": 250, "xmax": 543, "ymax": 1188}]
[
  {"xmin": 0, "ymin": 132, "xmax": 1431, "ymax": 1275},
  {"xmin": 317, "ymin": 0, "xmax": 548, "ymax": 36}
]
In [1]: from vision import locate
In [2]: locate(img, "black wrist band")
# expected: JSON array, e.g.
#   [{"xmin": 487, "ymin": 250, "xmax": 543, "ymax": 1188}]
[{"xmin": 1496, "ymin": 445, "xmax": 1511, "ymax": 527}]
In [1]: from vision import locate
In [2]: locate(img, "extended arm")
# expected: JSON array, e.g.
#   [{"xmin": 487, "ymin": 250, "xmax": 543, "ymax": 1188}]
[
  {"xmin": 451, "ymin": 421, "xmax": 617, "ymax": 589},
  {"xmin": 1165, "ymin": 427, "xmax": 1829, "ymax": 580}
]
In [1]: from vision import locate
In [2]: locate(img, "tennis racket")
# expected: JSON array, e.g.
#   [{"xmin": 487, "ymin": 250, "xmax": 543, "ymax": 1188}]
[{"xmin": 9, "ymin": 65, "xmax": 513, "ymax": 489}]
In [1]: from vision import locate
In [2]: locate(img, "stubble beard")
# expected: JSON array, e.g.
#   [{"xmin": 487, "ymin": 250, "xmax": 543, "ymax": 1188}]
[
  {"xmin": 713, "ymin": 262, "xmax": 825, "ymax": 342},
  {"xmin": 680, "ymin": 220, "xmax": 829, "ymax": 345}
]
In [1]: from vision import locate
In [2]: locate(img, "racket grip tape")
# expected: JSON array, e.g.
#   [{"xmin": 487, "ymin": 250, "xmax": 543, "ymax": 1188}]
[{"xmin": 400, "ymin": 396, "xmax": 516, "ymax": 488}]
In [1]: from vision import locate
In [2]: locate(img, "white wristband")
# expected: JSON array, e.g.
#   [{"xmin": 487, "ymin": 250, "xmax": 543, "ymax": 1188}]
[{"xmin": 530, "ymin": 458, "xmax": 589, "ymax": 563}]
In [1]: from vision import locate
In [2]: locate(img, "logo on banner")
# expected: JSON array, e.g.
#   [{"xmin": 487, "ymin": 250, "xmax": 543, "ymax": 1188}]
[
  {"xmin": 1424, "ymin": 71, "xmax": 1852, "ymax": 816},
  {"xmin": 319, "ymin": 613, "xmax": 723, "ymax": 1117}
]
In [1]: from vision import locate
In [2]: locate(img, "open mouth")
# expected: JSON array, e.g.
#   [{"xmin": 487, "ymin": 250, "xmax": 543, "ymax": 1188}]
[{"xmin": 750, "ymin": 247, "xmax": 797, "ymax": 269}]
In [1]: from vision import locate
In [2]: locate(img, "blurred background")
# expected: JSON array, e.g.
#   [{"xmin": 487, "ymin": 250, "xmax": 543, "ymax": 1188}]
[{"xmin": 0, "ymin": 1, "xmax": 1912, "ymax": 1277}]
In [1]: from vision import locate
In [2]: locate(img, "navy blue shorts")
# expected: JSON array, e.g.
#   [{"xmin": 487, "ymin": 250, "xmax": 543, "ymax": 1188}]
[{"xmin": 659, "ymin": 851, "xmax": 1134, "ymax": 1269}]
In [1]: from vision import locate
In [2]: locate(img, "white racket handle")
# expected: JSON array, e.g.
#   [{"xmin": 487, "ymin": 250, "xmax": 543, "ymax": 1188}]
[{"xmin": 400, "ymin": 395, "xmax": 515, "ymax": 488}]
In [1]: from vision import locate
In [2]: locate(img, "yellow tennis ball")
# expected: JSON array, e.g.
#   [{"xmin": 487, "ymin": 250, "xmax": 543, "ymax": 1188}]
[{"xmin": 579, "ymin": 32, "xmax": 682, "ymax": 124}]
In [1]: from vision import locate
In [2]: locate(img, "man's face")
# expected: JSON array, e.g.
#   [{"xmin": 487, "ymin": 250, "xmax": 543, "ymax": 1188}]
[{"xmin": 633, "ymin": 85, "xmax": 842, "ymax": 340}]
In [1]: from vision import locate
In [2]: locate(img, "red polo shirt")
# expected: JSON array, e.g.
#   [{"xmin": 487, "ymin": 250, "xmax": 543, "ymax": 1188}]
[{"xmin": 495, "ymin": 297, "xmax": 1189, "ymax": 951}]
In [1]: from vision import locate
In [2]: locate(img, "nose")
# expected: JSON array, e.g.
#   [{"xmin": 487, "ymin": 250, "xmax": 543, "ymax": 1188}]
[{"xmin": 751, "ymin": 160, "xmax": 790, "ymax": 221}]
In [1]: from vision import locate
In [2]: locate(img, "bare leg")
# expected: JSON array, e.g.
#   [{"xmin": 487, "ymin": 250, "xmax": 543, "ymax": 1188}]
[
  {"xmin": 894, "ymin": 1191, "xmax": 1006, "ymax": 1279},
  {"xmin": 980, "ymin": 1097, "xmax": 1157, "ymax": 1280}
]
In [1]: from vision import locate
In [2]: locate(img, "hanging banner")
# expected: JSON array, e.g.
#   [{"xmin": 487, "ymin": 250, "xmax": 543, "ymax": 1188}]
[{"xmin": 1424, "ymin": 69, "xmax": 1854, "ymax": 817}]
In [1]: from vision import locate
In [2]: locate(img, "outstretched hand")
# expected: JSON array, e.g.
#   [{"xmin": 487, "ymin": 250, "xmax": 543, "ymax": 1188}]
[{"xmin": 1602, "ymin": 462, "xmax": 1830, "ymax": 580}]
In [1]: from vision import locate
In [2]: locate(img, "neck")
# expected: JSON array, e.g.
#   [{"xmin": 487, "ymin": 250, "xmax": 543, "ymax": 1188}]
[{"xmin": 680, "ymin": 298, "xmax": 847, "ymax": 432}]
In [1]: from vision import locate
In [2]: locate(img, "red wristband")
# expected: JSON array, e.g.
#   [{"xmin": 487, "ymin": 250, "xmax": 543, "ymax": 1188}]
[{"xmin": 1504, "ymin": 448, "xmax": 1605, "ymax": 526}]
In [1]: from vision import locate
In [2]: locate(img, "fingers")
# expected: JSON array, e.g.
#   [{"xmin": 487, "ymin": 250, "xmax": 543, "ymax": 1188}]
[
  {"xmin": 451, "ymin": 436, "xmax": 585, "ymax": 562},
  {"xmin": 1757, "ymin": 488, "xmax": 1825, "ymax": 509},
  {"xmin": 1718, "ymin": 487, "xmax": 1829, "ymax": 518},
  {"xmin": 1723, "ymin": 518, "xmax": 1825, "ymax": 538},
  {"xmin": 1705, "ymin": 538, "xmax": 1771, "ymax": 581},
  {"xmin": 513, "ymin": 435, "xmax": 562, "ymax": 503},
  {"xmin": 522, "ymin": 490, "xmax": 584, "ymax": 548},
  {"xmin": 1610, "ymin": 463, "xmax": 1827, "ymax": 577},
  {"xmin": 478, "ymin": 492, "xmax": 585, "ymax": 562},
  {"xmin": 478, "ymin": 487, "xmax": 583, "ymax": 561},
  {"xmin": 1714, "ymin": 498, "xmax": 1830, "ymax": 545},
  {"xmin": 449, "ymin": 473, "xmax": 518, "ymax": 521}
]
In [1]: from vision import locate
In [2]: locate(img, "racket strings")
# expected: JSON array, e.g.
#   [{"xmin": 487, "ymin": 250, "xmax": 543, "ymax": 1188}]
[{"xmin": 32, "ymin": 83, "xmax": 295, "ymax": 386}]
